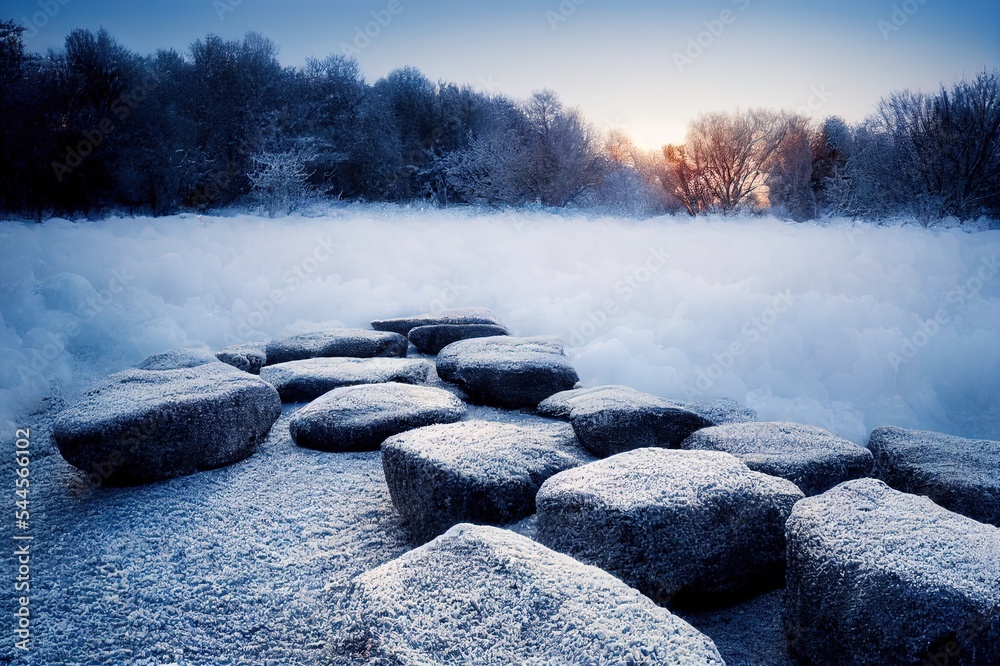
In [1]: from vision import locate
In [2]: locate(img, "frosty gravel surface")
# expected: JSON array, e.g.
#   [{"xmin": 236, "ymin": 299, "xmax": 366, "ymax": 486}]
[
  {"xmin": 3, "ymin": 398, "xmax": 797, "ymax": 665},
  {"xmin": 1, "ymin": 405, "xmax": 411, "ymax": 666}
]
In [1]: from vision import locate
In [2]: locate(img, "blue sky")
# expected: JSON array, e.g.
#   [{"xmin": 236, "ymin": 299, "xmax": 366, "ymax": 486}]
[{"xmin": 13, "ymin": 0, "xmax": 1000, "ymax": 148}]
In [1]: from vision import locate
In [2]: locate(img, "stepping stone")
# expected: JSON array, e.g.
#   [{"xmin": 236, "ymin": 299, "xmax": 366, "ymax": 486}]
[
  {"xmin": 868, "ymin": 426, "xmax": 1000, "ymax": 526},
  {"xmin": 382, "ymin": 420, "xmax": 595, "ymax": 543},
  {"xmin": 784, "ymin": 478, "xmax": 1000, "ymax": 666},
  {"xmin": 340, "ymin": 523, "xmax": 725, "ymax": 665},
  {"xmin": 371, "ymin": 306, "xmax": 503, "ymax": 336},
  {"xmin": 52, "ymin": 362, "xmax": 281, "ymax": 485},
  {"xmin": 682, "ymin": 421, "xmax": 874, "ymax": 496},
  {"xmin": 436, "ymin": 336, "xmax": 579, "ymax": 408},
  {"xmin": 536, "ymin": 448, "xmax": 803, "ymax": 606},
  {"xmin": 539, "ymin": 387, "xmax": 756, "ymax": 425},
  {"xmin": 260, "ymin": 357, "xmax": 433, "ymax": 402},
  {"xmin": 216, "ymin": 342, "xmax": 267, "ymax": 374},
  {"xmin": 537, "ymin": 385, "xmax": 714, "ymax": 457},
  {"xmin": 264, "ymin": 328, "xmax": 407, "ymax": 365},
  {"xmin": 407, "ymin": 323, "xmax": 510, "ymax": 355},
  {"xmin": 288, "ymin": 383, "xmax": 466, "ymax": 452},
  {"xmin": 683, "ymin": 397, "xmax": 758, "ymax": 425},
  {"xmin": 135, "ymin": 346, "xmax": 217, "ymax": 370}
]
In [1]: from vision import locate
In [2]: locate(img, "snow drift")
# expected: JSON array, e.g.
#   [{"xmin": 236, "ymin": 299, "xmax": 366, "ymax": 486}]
[{"xmin": 2, "ymin": 205, "xmax": 998, "ymax": 444}]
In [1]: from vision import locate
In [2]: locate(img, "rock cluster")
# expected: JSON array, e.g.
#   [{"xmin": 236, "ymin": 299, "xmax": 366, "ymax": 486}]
[{"xmin": 50, "ymin": 305, "xmax": 998, "ymax": 664}]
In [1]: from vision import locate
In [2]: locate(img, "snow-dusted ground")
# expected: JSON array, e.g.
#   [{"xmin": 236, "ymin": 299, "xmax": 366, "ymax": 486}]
[
  {"xmin": 3, "ymin": 205, "xmax": 997, "ymax": 663},
  {"xmin": 1, "ymin": 392, "xmax": 793, "ymax": 665},
  {"xmin": 3, "ymin": 206, "xmax": 999, "ymax": 443}
]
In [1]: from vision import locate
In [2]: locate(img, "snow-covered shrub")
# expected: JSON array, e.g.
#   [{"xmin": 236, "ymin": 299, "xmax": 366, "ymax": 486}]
[{"xmin": 247, "ymin": 150, "xmax": 318, "ymax": 217}]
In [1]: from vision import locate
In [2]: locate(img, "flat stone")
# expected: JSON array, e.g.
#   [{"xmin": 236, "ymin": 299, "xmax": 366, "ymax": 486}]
[
  {"xmin": 264, "ymin": 328, "xmax": 407, "ymax": 365},
  {"xmin": 288, "ymin": 383, "xmax": 466, "ymax": 452},
  {"xmin": 537, "ymin": 385, "xmax": 714, "ymax": 457},
  {"xmin": 683, "ymin": 398, "xmax": 758, "ymax": 425},
  {"xmin": 382, "ymin": 420, "xmax": 595, "ymax": 543},
  {"xmin": 340, "ymin": 523, "xmax": 725, "ymax": 665},
  {"xmin": 260, "ymin": 357, "xmax": 433, "ymax": 402},
  {"xmin": 371, "ymin": 307, "xmax": 503, "ymax": 336},
  {"xmin": 537, "ymin": 448, "xmax": 804, "ymax": 606},
  {"xmin": 682, "ymin": 421, "xmax": 874, "ymax": 496},
  {"xmin": 407, "ymin": 323, "xmax": 510, "ymax": 355},
  {"xmin": 436, "ymin": 336, "xmax": 579, "ymax": 409},
  {"xmin": 784, "ymin": 478, "xmax": 1000, "ymax": 665},
  {"xmin": 539, "ymin": 387, "xmax": 756, "ymax": 425},
  {"xmin": 135, "ymin": 346, "xmax": 217, "ymax": 370},
  {"xmin": 215, "ymin": 342, "xmax": 267, "ymax": 374},
  {"xmin": 868, "ymin": 426, "xmax": 1000, "ymax": 526},
  {"xmin": 52, "ymin": 362, "xmax": 281, "ymax": 485}
]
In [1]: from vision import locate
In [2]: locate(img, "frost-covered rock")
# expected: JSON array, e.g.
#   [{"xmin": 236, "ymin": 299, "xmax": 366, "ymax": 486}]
[
  {"xmin": 683, "ymin": 398, "xmax": 758, "ymax": 425},
  {"xmin": 339, "ymin": 523, "xmax": 725, "ymax": 665},
  {"xmin": 436, "ymin": 336, "xmax": 579, "ymax": 408},
  {"xmin": 540, "ymin": 387, "xmax": 756, "ymax": 425},
  {"xmin": 537, "ymin": 448, "xmax": 803, "ymax": 606},
  {"xmin": 784, "ymin": 478, "xmax": 1000, "ymax": 665},
  {"xmin": 407, "ymin": 323, "xmax": 510, "ymax": 355},
  {"xmin": 382, "ymin": 420, "xmax": 594, "ymax": 543},
  {"xmin": 52, "ymin": 362, "xmax": 281, "ymax": 485},
  {"xmin": 537, "ymin": 385, "xmax": 714, "ymax": 457},
  {"xmin": 371, "ymin": 306, "xmax": 503, "ymax": 336},
  {"xmin": 215, "ymin": 342, "xmax": 267, "ymax": 374},
  {"xmin": 682, "ymin": 421, "xmax": 873, "ymax": 496},
  {"xmin": 868, "ymin": 426, "xmax": 1000, "ymax": 526},
  {"xmin": 136, "ymin": 346, "xmax": 217, "ymax": 370},
  {"xmin": 260, "ymin": 357, "xmax": 433, "ymax": 402},
  {"xmin": 264, "ymin": 328, "xmax": 407, "ymax": 364},
  {"xmin": 288, "ymin": 383, "xmax": 466, "ymax": 452}
]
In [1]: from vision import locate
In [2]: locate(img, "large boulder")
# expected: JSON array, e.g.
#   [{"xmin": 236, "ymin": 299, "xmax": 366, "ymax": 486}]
[
  {"xmin": 52, "ymin": 362, "xmax": 282, "ymax": 485},
  {"xmin": 288, "ymin": 383, "xmax": 466, "ymax": 452},
  {"xmin": 371, "ymin": 307, "xmax": 503, "ymax": 336},
  {"xmin": 868, "ymin": 426, "xmax": 1000, "ymax": 526},
  {"xmin": 382, "ymin": 420, "xmax": 595, "ymax": 543},
  {"xmin": 215, "ymin": 342, "xmax": 267, "ymax": 374},
  {"xmin": 264, "ymin": 328, "xmax": 407, "ymax": 364},
  {"xmin": 260, "ymin": 357, "xmax": 433, "ymax": 402},
  {"xmin": 784, "ymin": 478, "xmax": 1000, "ymax": 666},
  {"xmin": 537, "ymin": 385, "xmax": 714, "ymax": 457},
  {"xmin": 436, "ymin": 336, "xmax": 579, "ymax": 409},
  {"xmin": 537, "ymin": 448, "xmax": 803, "ymax": 606},
  {"xmin": 682, "ymin": 421, "xmax": 874, "ymax": 496},
  {"xmin": 407, "ymin": 323, "xmax": 510, "ymax": 355},
  {"xmin": 338, "ymin": 523, "xmax": 725, "ymax": 665}
]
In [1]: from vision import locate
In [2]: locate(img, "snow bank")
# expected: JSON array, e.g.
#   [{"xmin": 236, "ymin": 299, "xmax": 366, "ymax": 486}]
[{"xmin": 2, "ymin": 205, "xmax": 998, "ymax": 443}]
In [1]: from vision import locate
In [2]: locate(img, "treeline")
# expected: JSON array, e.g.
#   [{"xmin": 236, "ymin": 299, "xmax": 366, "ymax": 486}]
[{"xmin": 1, "ymin": 21, "xmax": 997, "ymax": 222}]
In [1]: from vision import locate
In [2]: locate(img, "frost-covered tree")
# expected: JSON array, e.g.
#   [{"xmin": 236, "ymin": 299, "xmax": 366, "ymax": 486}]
[
  {"xmin": 811, "ymin": 116, "xmax": 852, "ymax": 215},
  {"xmin": 183, "ymin": 32, "xmax": 285, "ymax": 206},
  {"xmin": 442, "ymin": 126, "xmax": 531, "ymax": 204},
  {"xmin": 767, "ymin": 115, "xmax": 816, "ymax": 221},
  {"xmin": 875, "ymin": 71, "xmax": 1000, "ymax": 220},
  {"xmin": 681, "ymin": 109, "xmax": 791, "ymax": 214},
  {"xmin": 660, "ymin": 144, "xmax": 711, "ymax": 216},
  {"xmin": 589, "ymin": 130, "xmax": 667, "ymax": 216},
  {"xmin": 520, "ymin": 90, "xmax": 608, "ymax": 206}
]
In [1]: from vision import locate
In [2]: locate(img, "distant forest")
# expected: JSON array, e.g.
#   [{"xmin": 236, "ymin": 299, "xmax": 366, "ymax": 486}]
[{"xmin": 1, "ymin": 21, "xmax": 998, "ymax": 222}]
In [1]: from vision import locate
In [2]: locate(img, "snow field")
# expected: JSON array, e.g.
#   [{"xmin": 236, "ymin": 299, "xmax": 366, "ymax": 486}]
[{"xmin": 1, "ymin": 205, "xmax": 998, "ymax": 443}]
